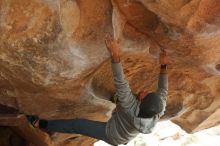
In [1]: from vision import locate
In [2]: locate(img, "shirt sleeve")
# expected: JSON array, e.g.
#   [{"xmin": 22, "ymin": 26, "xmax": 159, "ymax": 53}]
[
  {"xmin": 156, "ymin": 73, "xmax": 168, "ymax": 116},
  {"xmin": 111, "ymin": 63, "xmax": 136, "ymax": 110}
]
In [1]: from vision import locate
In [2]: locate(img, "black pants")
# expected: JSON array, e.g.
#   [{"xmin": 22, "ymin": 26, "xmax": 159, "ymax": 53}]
[{"xmin": 46, "ymin": 119, "xmax": 110, "ymax": 143}]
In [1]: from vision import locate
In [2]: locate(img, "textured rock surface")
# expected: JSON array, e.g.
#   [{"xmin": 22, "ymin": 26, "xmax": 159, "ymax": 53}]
[
  {"xmin": 0, "ymin": 0, "xmax": 220, "ymax": 145},
  {"xmin": 0, "ymin": 127, "xmax": 25, "ymax": 146}
]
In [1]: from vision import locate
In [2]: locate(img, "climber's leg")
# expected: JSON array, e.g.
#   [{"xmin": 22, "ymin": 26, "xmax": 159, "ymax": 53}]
[{"xmin": 43, "ymin": 119, "xmax": 109, "ymax": 142}]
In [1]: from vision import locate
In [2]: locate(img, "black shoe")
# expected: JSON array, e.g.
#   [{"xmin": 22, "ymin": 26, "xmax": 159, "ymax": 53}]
[
  {"xmin": 26, "ymin": 115, "xmax": 54, "ymax": 135},
  {"xmin": 26, "ymin": 115, "xmax": 39, "ymax": 128}
]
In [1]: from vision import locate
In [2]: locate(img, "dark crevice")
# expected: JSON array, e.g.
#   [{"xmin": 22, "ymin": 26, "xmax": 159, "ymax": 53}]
[
  {"xmin": 215, "ymin": 64, "xmax": 220, "ymax": 71},
  {"xmin": 0, "ymin": 104, "xmax": 19, "ymax": 114}
]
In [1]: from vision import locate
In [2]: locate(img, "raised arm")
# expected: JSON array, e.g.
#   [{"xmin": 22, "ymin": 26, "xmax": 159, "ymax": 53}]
[
  {"xmin": 105, "ymin": 35, "xmax": 135, "ymax": 109},
  {"xmin": 157, "ymin": 50, "xmax": 168, "ymax": 115}
]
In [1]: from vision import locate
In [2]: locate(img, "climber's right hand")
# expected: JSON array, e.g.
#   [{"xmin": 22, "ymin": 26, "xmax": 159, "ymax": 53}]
[{"xmin": 160, "ymin": 49, "xmax": 168, "ymax": 65}]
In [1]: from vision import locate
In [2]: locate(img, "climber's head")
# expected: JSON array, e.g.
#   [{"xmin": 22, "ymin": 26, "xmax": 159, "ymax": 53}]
[{"xmin": 138, "ymin": 92, "xmax": 163, "ymax": 118}]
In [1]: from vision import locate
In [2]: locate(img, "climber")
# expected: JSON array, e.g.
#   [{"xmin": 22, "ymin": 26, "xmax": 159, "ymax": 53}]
[{"xmin": 27, "ymin": 35, "xmax": 168, "ymax": 146}]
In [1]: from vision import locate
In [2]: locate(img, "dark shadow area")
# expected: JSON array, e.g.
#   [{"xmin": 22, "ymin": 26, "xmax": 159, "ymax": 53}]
[
  {"xmin": 216, "ymin": 64, "xmax": 220, "ymax": 71},
  {"xmin": 0, "ymin": 105, "xmax": 27, "ymax": 146},
  {"xmin": 0, "ymin": 127, "xmax": 26, "ymax": 146},
  {"xmin": 0, "ymin": 104, "xmax": 19, "ymax": 114}
]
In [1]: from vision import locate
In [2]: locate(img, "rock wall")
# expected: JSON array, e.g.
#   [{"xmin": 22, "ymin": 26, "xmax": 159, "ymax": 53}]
[
  {"xmin": 0, "ymin": 127, "xmax": 25, "ymax": 146},
  {"xmin": 0, "ymin": 0, "xmax": 220, "ymax": 145}
]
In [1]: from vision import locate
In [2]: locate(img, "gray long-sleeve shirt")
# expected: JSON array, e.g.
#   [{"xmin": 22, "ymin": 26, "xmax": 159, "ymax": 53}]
[{"xmin": 106, "ymin": 63, "xmax": 168, "ymax": 145}]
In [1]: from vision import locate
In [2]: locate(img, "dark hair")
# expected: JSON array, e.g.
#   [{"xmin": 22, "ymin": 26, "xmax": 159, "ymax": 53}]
[{"xmin": 138, "ymin": 92, "xmax": 163, "ymax": 118}]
